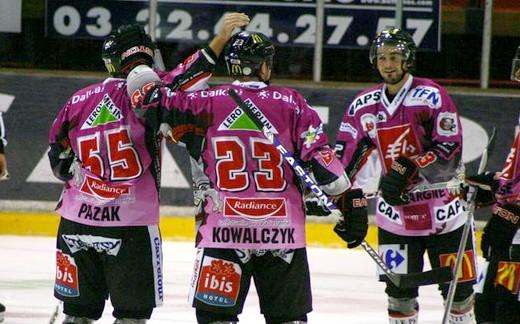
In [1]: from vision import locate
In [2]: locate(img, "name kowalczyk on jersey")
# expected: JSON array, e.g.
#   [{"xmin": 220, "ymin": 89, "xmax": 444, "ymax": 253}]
[{"xmin": 212, "ymin": 227, "xmax": 295, "ymax": 244}]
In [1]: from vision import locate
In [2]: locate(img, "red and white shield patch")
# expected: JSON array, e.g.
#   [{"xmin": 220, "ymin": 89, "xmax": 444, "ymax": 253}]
[{"xmin": 376, "ymin": 124, "xmax": 421, "ymax": 172}]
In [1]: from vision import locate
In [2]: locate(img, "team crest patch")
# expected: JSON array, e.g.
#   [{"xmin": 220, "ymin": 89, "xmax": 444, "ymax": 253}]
[
  {"xmin": 436, "ymin": 112, "xmax": 459, "ymax": 136},
  {"xmin": 195, "ymin": 257, "xmax": 241, "ymax": 307},
  {"xmin": 224, "ymin": 197, "xmax": 287, "ymax": 219},
  {"xmin": 376, "ymin": 124, "xmax": 420, "ymax": 171},
  {"xmin": 218, "ymin": 98, "xmax": 278, "ymax": 133},
  {"xmin": 55, "ymin": 250, "xmax": 79, "ymax": 297},
  {"xmin": 361, "ymin": 113, "xmax": 377, "ymax": 136},
  {"xmin": 300, "ymin": 124, "xmax": 323, "ymax": 148},
  {"xmin": 81, "ymin": 94, "xmax": 122, "ymax": 129}
]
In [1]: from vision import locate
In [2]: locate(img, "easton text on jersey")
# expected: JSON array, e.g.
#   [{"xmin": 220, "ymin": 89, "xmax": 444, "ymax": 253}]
[{"xmin": 212, "ymin": 227, "xmax": 295, "ymax": 244}]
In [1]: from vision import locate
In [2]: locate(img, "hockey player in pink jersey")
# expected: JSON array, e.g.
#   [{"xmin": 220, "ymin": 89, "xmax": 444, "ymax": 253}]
[
  {"xmin": 470, "ymin": 47, "xmax": 520, "ymax": 324},
  {"xmin": 48, "ymin": 14, "xmax": 249, "ymax": 324},
  {"xmin": 128, "ymin": 31, "xmax": 367, "ymax": 324},
  {"xmin": 334, "ymin": 28, "xmax": 475, "ymax": 323}
]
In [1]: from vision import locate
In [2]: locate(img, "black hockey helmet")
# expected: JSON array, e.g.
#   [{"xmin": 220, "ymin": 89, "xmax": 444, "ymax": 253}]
[
  {"xmin": 224, "ymin": 31, "xmax": 275, "ymax": 79},
  {"xmin": 369, "ymin": 27, "xmax": 416, "ymax": 72},
  {"xmin": 102, "ymin": 24, "xmax": 155, "ymax": 77},
  {"xmin": 511, "ymin": 45, "xmax": 520, "ymax": 82}
]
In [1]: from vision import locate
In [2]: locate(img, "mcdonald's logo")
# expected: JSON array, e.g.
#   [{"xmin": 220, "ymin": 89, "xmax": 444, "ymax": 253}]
[
  {"xmin": 251, "ymin": 34, "xmax": 263, "ymax": 43},
  {"xmin": 495, "ymin": 261, "xmax": 520, "ymax": 294},
  {"xmin": 231, "ymin": 64, "xmax": 242, "ymax": 74},
  {"xmin": 107, "ymin": 64, "xmax": 116, "ymax": 74},
  {"xmin": 439, "ymin": 250, "xmax": 476, "ymax": 283}
]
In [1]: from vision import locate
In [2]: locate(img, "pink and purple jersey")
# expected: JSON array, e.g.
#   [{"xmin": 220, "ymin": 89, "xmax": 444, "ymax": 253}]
[
  {"xmin": 496, "ymin": 116, "xmax": 520, "ymax": 243},
  {"xmin": 49, "ymin": 78, "xmax": 160, "ymax": 226},
  {"xmin": 156, "ymin": 81, "xmax": 345, "ymax": 249},
  {"xmin": 336, "ymin": 76, "xmax": 466, "ymax": 236},
  {"xmin": 49, "ymin": 48, "xmax": 216, "ymax": 227}
]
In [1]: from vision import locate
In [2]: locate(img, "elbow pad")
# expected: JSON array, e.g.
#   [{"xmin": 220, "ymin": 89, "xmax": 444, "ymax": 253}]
[{"xmin": 48, "ymin": 143, "xmax": 74, "ymax": 182}]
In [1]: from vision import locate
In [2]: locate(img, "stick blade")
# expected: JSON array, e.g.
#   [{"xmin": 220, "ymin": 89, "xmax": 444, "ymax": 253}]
[{"xmin": 398, "ymin": 266, "xmax": 453, "ymax": 288}]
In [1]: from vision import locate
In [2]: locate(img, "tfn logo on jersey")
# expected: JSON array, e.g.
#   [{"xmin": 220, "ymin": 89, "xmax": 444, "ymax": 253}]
[{"xmin": 195, "ymin": 257, "xmax": 241, "ymax": 307}]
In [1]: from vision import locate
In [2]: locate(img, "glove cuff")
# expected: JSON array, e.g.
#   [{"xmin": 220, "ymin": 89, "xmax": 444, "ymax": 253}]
[
  {"xmin": 339, "ymin": 189, "xmax": 367, "ymax": 211},
  {"xmin": 391, "ymin": 157, "xmax": 418, "ymax": 179}
]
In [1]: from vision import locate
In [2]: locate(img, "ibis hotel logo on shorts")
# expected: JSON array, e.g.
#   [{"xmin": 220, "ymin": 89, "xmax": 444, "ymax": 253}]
[
  {"xmin": 223, "ymin": 197, "xmax": 287, "ymax": 220},
  {"xmin": 55, "ymin": 250, "xmax": 79, "ymax": 297},
  {"xmin": 196, "ymin": 257, "xmax": 241, "ymax": 307}
]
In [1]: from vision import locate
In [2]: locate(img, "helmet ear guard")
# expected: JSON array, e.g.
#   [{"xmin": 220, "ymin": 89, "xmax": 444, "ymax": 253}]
[
  {"xmin": 224, "ymin": 31, "xmax": 275, "ymax": 81},
  {"xmin": 102, "ymin": 24, "xmax": 156, "ymax": 77},
  {"xmin": 369, "ymin": 27, "xmax": 416, "ymax": 73}
]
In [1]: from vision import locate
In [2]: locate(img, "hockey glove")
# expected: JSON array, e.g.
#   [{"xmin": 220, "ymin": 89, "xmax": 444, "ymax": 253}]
[
  {"xmin": 304, "ymin": 196, "xmax": 332, "ymax": 216},
  {"xmin": 334, "ymin": 189, "xmax": 368, "ymax": 248},
  {"xmin": 380, "ymin": 157, "xmax": 418, "ymax": 206},
  {"xmin": 466, "ymin": 171, "xmax": 499, "ymax": 207},
  {"xmin": 481, "ymin": 204, "xmax": 520, "ymax": 260}
]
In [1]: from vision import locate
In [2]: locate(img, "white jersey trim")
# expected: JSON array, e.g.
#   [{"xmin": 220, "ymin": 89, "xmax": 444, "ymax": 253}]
[{"xmin": 381, "ymin": 75, "xmax": 414, "ymax": 116}]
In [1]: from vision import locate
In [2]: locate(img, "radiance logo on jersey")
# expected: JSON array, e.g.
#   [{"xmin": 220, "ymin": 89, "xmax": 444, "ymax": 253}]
[
  {"xmin": 81, "ymin": 94, "xmax": 122, "ymax": 129},
  {"xmin": 376, "ymin": 124, "xmax": 421, "ymax": 171},
  {"xmin": 195, "ymin": 257, "xmax": 241, "ymax": 307},
  {"xmin": 224, "ymin": 197, "xmax": 287, "ymax": 220},
  {"xmin": 218, "ymin": 98, "xmax": 278, "ymax": 133},
  {"xmin": 79, "ymin": 175, "xmax": 131, "ymax": 200},
  {"xmin": 55, "ymin": 250, "xmax": 79, "ymax": 297}
]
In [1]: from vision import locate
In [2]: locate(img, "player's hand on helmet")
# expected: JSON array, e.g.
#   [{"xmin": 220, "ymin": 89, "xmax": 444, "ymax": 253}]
[
  {"xmin": 217, "ymin": 13, "xmax": 250, "ymax": 40},
  {"xmin": 380, "ymin": 156, "xmax": 419, "ymax": 206},
  {"xmin": 466, "ymin": 171, "xmax": 499, "ymax": 207},
  {"xmin": 127, "ymin": 65, "xmax": 162, "ymax": 111},
  {"xmin": 333, "ymin": 189, "xmax": 368, "ymax": 248},
  {"xmin": 304, "ymin": 196, "xmax": 332, "ymax": 216},
  {"xmin": 480, "ymin": 204, "xmax": 520, "ymax": 260}
]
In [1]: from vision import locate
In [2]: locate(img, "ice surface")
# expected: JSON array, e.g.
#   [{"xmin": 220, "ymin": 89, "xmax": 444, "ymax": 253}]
[{"xmin": 0, "ymin": 235, "xmax": 452, "ymax": 323}]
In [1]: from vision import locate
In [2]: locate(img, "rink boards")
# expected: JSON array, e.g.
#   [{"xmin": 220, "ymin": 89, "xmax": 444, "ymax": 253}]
[{"xmin": 0, "ymin": 211, "xmax": 483, "ymax": 250}]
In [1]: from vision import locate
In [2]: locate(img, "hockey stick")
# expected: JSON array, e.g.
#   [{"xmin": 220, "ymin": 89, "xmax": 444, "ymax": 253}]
[
  {"xmin": 228, "ymin": 89, "xmax": 452, "ymax": 288},
  {"xmin": 48, "ymin": 301, "xmax": 62, "ymax": 324},
  {"xmin": 441, "ymin": 127, "xmax": 497, "ymax": 324}
]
